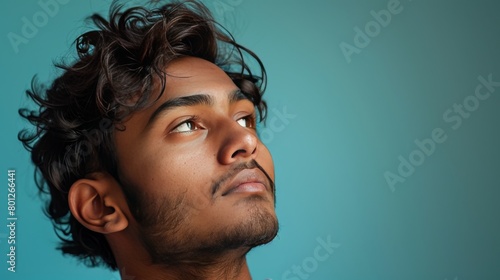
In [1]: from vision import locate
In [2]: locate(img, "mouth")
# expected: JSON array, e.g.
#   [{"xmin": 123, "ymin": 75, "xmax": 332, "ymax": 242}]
[{"xmin": 221, "ymin": 168, "xmax": 270, "ymax": 197}]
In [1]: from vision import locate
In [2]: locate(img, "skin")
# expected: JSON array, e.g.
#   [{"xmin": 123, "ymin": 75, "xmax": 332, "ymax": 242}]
[{"xmin": 69, "ymin": 56, "xmax": 277, "ymax": 280}]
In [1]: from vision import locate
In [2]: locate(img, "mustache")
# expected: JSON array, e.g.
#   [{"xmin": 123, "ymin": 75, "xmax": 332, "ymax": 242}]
[{"xmin": 211, "ymin": 159, "xmax": 275, "ymax": 197}]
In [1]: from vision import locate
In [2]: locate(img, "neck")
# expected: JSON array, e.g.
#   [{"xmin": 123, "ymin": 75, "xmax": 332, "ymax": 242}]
[
  {"xmin": 119, "ymin": 252, "xmax": 252, "ymax": 280},
  {"xmin": 112, "ymin": 237, "xmax": 253, "ymax": 280}
]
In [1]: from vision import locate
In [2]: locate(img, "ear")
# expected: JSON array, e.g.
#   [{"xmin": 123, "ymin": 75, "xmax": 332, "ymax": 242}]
[{"xmin": 68, "ymin": 172, "xmax": 128, "ymax": 234}]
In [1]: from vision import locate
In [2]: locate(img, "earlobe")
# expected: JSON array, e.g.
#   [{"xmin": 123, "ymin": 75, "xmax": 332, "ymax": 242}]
[{"xmin": 68, "ymin": 173, "xmax": 128, "ymax": 234}]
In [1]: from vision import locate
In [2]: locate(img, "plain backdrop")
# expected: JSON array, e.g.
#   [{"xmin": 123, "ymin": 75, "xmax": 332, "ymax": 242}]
[{"xmin": 1, "ymin": 0, "xmax": 500, "ymax": 279}]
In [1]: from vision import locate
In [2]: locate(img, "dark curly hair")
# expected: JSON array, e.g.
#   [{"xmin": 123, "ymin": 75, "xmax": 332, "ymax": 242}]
[{"xmin": 18, "ymin": 0, "xmax": 267, "ymax": 270}]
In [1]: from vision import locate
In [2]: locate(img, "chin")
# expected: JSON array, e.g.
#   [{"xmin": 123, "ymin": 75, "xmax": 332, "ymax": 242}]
[{"xmin": 231, "ymin": 200, "xmax": 279, "ymax": 248}]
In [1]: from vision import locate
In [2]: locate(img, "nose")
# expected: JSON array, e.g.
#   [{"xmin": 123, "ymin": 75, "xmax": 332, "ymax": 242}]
[{"xmin": 217, "ymin": 119, "xmax": 259, "ymax": 165}]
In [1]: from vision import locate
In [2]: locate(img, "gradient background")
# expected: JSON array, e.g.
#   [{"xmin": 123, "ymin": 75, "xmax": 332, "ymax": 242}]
[{"xmin": 1, "ymin": 0, "xmax": 499, "ymax": 279}]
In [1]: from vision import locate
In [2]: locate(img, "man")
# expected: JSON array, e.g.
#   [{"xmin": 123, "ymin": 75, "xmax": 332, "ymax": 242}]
[{"xmin": 19, "ymin": 1, "xmax": 278, "ymax": 279}]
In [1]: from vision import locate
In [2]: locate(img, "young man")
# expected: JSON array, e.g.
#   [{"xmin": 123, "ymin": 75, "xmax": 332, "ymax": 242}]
[{"xmin": 19, "ymin": 1, "xmax": 278, "ymax": 279}]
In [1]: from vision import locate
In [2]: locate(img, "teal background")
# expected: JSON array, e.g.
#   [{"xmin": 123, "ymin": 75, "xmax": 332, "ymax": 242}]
[{"xmin": 1, "ymin": 0, "xmax": 500, "ymax": 279}]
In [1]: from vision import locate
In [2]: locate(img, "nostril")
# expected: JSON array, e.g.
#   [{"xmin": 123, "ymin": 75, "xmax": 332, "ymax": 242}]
[
  {"xmin": 231, "ymin": 149, "xmax": 247, "ymax": 158},
  {"xmin": 231, "ymin": 147, "xmax": 256, "ymax": 158}
]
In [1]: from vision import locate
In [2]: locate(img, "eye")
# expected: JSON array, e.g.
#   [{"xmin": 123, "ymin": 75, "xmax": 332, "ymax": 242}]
[
  {"xmin": 237, "ymin": 114, "xmax": 256, "ymax": 129},
  {"xmin": 171, "ymin": 119, "xmax": 200, "ymax": 133}
]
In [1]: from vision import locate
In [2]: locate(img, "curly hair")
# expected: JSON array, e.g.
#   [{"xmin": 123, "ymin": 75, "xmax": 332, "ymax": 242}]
[{"xmin": 18, "ymin": 0, "xmax": 267, "ymax": 270}]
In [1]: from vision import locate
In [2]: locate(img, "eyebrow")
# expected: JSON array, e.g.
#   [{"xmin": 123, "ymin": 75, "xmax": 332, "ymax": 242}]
[{"xmin": 146, "ymin": 89, "xmax": 248, "ymax": 128}]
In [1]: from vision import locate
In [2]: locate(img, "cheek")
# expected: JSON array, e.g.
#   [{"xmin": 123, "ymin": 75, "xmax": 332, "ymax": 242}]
[
  {"xmin": 146, "ymin": 144, "xmax": 218, "ymax": 213},
  {"xmin": 136, "ymin": 143, "xmax": 213, "ymax": 195}
]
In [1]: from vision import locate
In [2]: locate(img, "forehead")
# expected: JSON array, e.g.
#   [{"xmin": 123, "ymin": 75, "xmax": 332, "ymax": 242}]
[{"xmin": 160, "ymin": 56, "xmax": 237, "ymax": 100}]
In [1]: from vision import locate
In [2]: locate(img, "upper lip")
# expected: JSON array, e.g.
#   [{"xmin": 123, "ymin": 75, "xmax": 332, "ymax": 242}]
[{"xmin": 220, "ymin": 168, "xmax": 270, "ymax": 196}]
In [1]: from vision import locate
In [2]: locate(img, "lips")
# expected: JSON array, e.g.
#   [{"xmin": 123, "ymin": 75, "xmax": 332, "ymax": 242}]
[{"xmin": 221, "ymin": 168, "xmax": 270, "ymax": 196}]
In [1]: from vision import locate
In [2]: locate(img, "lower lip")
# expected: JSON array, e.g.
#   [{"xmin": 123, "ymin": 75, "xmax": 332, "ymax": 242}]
[{"xmin": 225, "ymin": 182, "xmax": 267, "ymax": 195}]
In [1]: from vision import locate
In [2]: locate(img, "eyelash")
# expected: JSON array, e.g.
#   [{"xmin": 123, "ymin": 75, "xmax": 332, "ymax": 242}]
[
  {"xmin": 240, "ymin": 113, "xmax": 257, "ymax": 129},
  {"xmin": 170, "ymin": 116, "xmax": 201, "ymax": 134},
  {"xmin": 170, "ymin": 114, "xmax": 257, "ymax": 134}
]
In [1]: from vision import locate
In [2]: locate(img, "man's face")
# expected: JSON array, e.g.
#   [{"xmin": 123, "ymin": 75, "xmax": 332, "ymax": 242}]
[{"xmin": 114, "ymin": 56, "xmax": 278, "ymax": 264}]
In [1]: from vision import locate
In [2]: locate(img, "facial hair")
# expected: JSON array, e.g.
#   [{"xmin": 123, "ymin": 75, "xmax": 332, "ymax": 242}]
[{"xmin": 119, "ymin": 159, "xmax": 279, "ymax": 266}]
